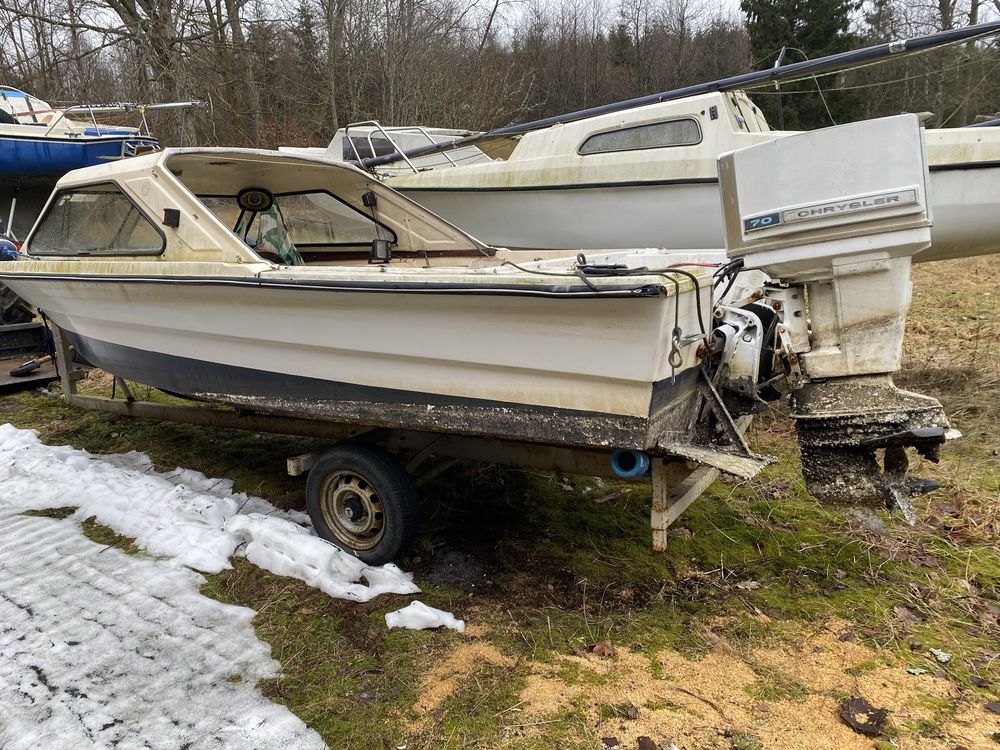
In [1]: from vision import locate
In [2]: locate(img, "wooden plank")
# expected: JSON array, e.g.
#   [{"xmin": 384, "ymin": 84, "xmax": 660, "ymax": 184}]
[{"xmin": 287, "ymin": 452, "xmax": 320, "ymax": 477}]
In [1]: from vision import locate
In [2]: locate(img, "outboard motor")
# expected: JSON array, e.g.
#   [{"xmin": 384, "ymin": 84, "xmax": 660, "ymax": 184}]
[{"xmin": 714, "ymin": 114, "xmax": 954, "ymax": 509}]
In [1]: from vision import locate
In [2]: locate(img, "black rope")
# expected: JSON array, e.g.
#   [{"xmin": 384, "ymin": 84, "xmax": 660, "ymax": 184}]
[{"xmin": 502, "ymin": 257, "xmax": 710, "ymax": 338}]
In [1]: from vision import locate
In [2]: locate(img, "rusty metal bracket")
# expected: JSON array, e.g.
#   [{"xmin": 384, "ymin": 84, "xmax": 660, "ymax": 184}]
[
  {"xmin": 115, "ymin": 377, "xmax": 135, "ymax": 403},
  {"xmin": 651, "ymin": 415, "xmax": 752, "ymax": 552},
  {"xmin": 52, "ymin": 325, "xmax": 86, "ymax": 395},
  {"xmin": 698, "ymin": 368, "xmax": 754, "ymax": 457}
]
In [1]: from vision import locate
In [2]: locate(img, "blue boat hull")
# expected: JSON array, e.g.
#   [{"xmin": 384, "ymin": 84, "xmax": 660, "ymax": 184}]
[{"xmin": 0, "ymin": 134, "xmax": 159, "ymax": 178}]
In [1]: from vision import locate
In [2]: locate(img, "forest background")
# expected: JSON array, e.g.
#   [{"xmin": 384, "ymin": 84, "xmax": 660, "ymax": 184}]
[{"xmin": 1, "ymin": 0, "xmax": 999, "ymax": 151}]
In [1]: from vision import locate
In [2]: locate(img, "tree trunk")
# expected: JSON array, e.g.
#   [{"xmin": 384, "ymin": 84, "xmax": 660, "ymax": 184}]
[{"xmin": 325, "ymin": 0, "xmax": 348, "ymax": 132}]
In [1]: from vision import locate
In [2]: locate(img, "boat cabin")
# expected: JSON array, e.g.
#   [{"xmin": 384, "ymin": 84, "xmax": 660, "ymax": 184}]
[
  {"xmin": 23, "ymin": 149, "xmax": 495, "ymax": 267},
  {"xmin": 383, "ymin": 90, "xmax": 775, "ymax": 188}
]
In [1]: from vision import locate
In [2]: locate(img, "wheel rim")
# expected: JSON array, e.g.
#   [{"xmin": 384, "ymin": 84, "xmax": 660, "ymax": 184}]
[{"xmin": 318, "ymin": 471, "xmax": 385, "ymax": 551}]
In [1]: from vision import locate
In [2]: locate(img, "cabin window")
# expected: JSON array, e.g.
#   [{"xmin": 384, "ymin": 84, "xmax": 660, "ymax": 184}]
[
  {"xmin": 29, "ymin": 183, "xmax": 163, "ymax": 256},
  {"xmin": 578, "ymin": 118, "xmax": 702, "ymax": 155}
]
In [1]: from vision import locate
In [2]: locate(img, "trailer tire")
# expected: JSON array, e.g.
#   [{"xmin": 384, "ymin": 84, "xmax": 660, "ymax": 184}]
[{"xmin": 306, "ymin": 443, "xmax": 419, "ymax": 565}]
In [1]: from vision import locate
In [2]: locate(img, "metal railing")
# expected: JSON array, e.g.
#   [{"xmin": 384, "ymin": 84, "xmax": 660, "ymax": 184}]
[{"xmin": 343, "ymin": 121, "xmax": 465, "ymax": 173}]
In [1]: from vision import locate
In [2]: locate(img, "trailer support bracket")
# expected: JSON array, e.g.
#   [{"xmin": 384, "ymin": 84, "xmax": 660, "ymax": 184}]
[{"xmin": 650, "ymin": 415, "xmax": 753, "ymax": 551}]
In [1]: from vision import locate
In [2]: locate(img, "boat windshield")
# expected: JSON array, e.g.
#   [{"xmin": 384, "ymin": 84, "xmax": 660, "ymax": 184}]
[{"xmin": 200, "ymin": 190, "xmax": 394, "ymax": 263}]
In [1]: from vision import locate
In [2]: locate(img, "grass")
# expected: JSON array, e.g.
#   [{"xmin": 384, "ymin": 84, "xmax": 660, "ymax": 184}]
[
  {"xmin": 1, "ymin": 257, "xmax": 997, "ymax": 748},
  {"xmin": 20, "ymin": 507, "xmax": 142, "ymax": 555},
  {"xmin": 78, "ymin": 517, "xmax": 144, "ymax": 555},
  {"xmin": 21, "ymin": 506, "xmax": 76, "ymax": 519}
]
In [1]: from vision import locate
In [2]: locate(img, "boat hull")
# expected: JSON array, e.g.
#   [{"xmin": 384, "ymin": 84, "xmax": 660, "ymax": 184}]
[
  {"xmin": 2, "ymin": 273, "xmax": 710, "ymax": 452},
  {"xmin": 0, "ymin": 134, "xmax": 159, "ymax": 178},
  {"xmin": 400, "ymin": 180, "xmax": 723, "ymax": 252},
  {"xmin": 398, "ymin": 165, "xmax": 1000, "ymax": 262},
  {"xmin": 62, "ymin": 327, "xmax": 702, "ymax": 450}
]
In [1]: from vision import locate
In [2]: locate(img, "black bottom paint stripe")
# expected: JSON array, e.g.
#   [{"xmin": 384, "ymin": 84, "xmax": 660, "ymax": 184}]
[
  {"xmin": 929, "ymin": 160, "xmax": 1000, "ymax": 172},
  {"xmin": 0, "ymin": 272, "xmax": 666, "ymax": 299},
  {"xmin": 65, "ymin": 330, "xmax": 700, "ymax": 451}
]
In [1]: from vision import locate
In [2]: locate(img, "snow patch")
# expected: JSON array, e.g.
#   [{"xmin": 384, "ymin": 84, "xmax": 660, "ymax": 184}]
[
  {"xmin": 385, "ymin": 601, "xmax": 466, "ymax": 632},
  {"xmin": 227, "ymin": 515, "xmax": 418, "ymax": 602},
  {"xmin": 0, "ymin": 423, "xmax": 415, "ymax": 603},
  {"xmin": 0, "ymin": 433, "xmax": 327, "ymax": 748},
  {"xmin": 0, "ymin": 423, "xmax": 466, "ymax": 746}
]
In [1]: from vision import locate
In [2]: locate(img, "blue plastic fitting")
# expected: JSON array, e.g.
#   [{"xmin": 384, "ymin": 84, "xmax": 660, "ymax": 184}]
[{"xmin": 610, "ymin": 448, "xmax": 651, "ymax": 478}]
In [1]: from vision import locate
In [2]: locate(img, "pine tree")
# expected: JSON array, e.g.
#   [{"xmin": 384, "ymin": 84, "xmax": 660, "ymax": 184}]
[{"xmin": 740, "ymin": 0, "xmax": 862, "ymax": 129}]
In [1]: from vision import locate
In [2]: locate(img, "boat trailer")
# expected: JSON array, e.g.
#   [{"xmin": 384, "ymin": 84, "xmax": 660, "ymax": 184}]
[{"xmin": 0, "ymin": 322, "xmax": 57, "ymax": 394}]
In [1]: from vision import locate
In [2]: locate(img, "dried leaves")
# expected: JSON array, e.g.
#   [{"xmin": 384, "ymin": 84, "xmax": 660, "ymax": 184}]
[
  {"xmin": 589, "ymin": 640, "xmax": 616, "ymax": 658},
  {"xmin": 892, "ymin": 604, "xmax": 926, "ymax": 627},
  {"xmin": 839, "ymin": 696, "xmax": 889, "ymax": 737}
]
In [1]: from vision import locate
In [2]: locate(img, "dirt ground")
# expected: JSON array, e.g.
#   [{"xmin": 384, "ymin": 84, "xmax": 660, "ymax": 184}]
[
  {"xmin": 404, "ymin": 614, "xmax": 997, "ymax": 749},
  {"xmin": 395, "ymin": 257, "xmax": 1000, "ymax": 749}
]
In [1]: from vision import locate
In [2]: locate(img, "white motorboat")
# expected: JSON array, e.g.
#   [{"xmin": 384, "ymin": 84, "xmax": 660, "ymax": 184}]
[
  {"xmin": 280, "ymin": 122, "xmax": 492, "ymax": 172},
  {"xmin": 0, "ymin": 148, "xmax": 721, "ymax": 454},
  {"xmin": 367, "ymin": 89, "xmax": 1000, "ymax": 264},
  {"xmin": 0, "ymin": 116, "xmax": 981, "ymax": 561}
]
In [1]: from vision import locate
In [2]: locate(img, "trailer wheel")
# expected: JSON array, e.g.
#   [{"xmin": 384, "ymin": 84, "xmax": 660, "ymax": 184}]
[{"xmin": 306, "ymin": 443, "xmax": 419, "ymax": 565}]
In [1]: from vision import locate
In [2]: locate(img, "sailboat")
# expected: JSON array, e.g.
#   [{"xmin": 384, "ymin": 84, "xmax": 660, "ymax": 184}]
[
  {"xmin": 314, "ymin": 22, "xmax": 1000, "ymax": 264},
  {"xmin": 0, "ymin": 87, "xmax": 170, "ymax": 180},
  {"xmin": 0, "ymin": 88, "xmax": 203, "ymax": 320}
]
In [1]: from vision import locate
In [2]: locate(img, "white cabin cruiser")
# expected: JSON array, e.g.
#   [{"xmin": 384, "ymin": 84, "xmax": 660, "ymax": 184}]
[
  {"xmin": 329, "ymin": 22, "xmax": 1000, "ymax": 263},
  {"xmin": 0, "ymin": 116, "xmax": 979, "ymax": 561},
  {"xmin": 281, "ymin": 122, "xmax": 492, "ymax": 173},
  {"xmin": 364, "ymin": 89, "xmax": 1000, "ymax": 264},
  {"xmin": 0, "ymin": 149, "xmax": 720, "ymax": 454}
]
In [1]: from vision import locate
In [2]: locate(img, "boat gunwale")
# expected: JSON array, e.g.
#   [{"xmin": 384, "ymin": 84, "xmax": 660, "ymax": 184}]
[
  {"xmin": 0, "ymin": 131, "xmax": 155, "ymax": 144},
  {"xmin": 0, "ymin": 270, "xmax": 677, "ymax": 299},
  {"xmin": 396, "ymin": 177, "xmax": 722, "ymax": 192},
  {"xmin": 391, "ymin": 160, "xmax": 1000, "ymax": 193}
]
